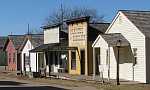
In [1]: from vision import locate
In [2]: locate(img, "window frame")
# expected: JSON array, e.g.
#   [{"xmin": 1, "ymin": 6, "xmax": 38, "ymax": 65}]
[{"xmin": 71, "ymin": 50, "xmax": 76, "ymax": 70}]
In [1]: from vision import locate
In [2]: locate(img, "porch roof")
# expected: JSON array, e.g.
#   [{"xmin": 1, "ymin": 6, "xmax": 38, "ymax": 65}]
[
  {"xmin": 30, "ymin": 42, "xmax": 77, "ymax": 52},
  {"xmin": 101, "ymin": 33, "xmax": 130, "ymax": 46}
]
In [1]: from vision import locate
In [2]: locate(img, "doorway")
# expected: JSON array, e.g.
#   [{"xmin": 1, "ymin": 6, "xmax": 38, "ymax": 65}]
[
  {"xmin": 80, "ymin": 50, "xmax": 85, "ymax": 75},
  {"xmin": 17, "ymin": 53, "xmax": 21, "ymax": 71}
]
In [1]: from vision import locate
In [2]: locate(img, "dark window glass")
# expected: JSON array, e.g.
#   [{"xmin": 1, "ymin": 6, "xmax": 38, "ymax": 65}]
[
  {"xmin": 13, "ymin": 53, "xmax": 16, "ymax": 63},
  {"xmin": 71, "ymin": 51, "xmax": 76, "ymax": 70}
]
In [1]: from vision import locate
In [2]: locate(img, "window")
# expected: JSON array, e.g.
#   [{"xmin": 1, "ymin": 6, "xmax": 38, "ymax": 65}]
[
  {"xmin": 13, "ymin": 53, "xmax": 16, "ymax": 63},
  {"xmin": 106, "ymin": 49, "xmax": 109, "ymax": 64},
  {"xmin": 71, "ymin": 51, "xmax": 76, "ymax": 70},
  {"xmin": 9, "ymin": 53, "xmax": 11, "ymax": 63},
  {"xmin": 55, "ymin": 52, "xmax": 58, "ymax": 65},
  {"xmin": 133, "ymin": 48, "xmax": 137, "ymax": 65},
  {"xmin": 25, "ymin": 55, "xmax": 30, "ymax": 65}
]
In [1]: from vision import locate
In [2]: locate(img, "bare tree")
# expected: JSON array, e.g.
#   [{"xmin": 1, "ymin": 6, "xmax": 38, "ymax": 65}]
[{"xmin": 45, "ymin": 6, "xmax": 105, "ymax": 25}]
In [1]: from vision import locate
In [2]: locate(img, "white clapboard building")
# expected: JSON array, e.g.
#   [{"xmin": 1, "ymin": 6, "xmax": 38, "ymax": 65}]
[
  {"xmin": 30, "ymin": 23, "xmax": 68, "ymax": 74},
  {"xmin": 20, "ymin": 34, "xmax": 44, "ymax": 75},
  {"xmin": 93, "ymin": 10, "xmax": 150, "ymax": 83}
]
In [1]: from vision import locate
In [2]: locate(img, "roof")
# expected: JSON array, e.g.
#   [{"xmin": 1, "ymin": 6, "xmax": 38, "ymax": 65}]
[
  {"xmin": 30, "ymin": 40, "xmax": 76, "ymax": 52},
  {"xmin": 101, "ymin": 33, "xmax": 130, "ymax": 46},
  {"xmin": 0, "ymin": 37, "xmax": 7, "ymax": 50},
  {"xmin": 88, "ymin": 23, "xmax": 110, "ymax": 41},
  {"xmin": 18, "ymin": 34, "xmax": 44, "ymax": 52},
  {"xmin": 41, "ymin": 23, "xmax": 61, "ymax": 29},
  {"xmin": 89, "ymin": 23, "xmax": 110, "ymax": 33},
  {"xmin": 28, "ymin": 34, "xmax": 44, "ymax": 47},
  {"xmin": 121, "ymin": 10, "xmax": 150, "ymax": 37},
  {"xmin": 66, "ymin": 16, "xmax": 90, "ymax": 24},
  {"xmin": 8, "ymin": 35, "xmax": 25, "ymax": 50}
]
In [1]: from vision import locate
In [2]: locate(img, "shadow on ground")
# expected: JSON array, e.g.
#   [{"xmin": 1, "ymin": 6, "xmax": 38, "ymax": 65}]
[
  {"xmin": 0, "ymin": 81, "xmax": 26, "ymax": 85},
  {"xmin": 0, "ymin": 86, "xmax": 69, "ymax": 90}
]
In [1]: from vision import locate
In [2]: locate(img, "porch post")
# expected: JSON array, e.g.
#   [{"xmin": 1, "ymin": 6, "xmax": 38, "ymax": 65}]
[
  {"xmin": 48, "ymin": 52, "xmax": 51, "ymax": 76},
  {"xmin": 116, "ymin": 40, "xmax": 121, "ymax": 85},
  {"xmin": 44, "ymin": 52, "xmax": 46, "ymax": 77},
  {"xmin": 108, "ymin": 46, "xmax": 110, "ymax": 81},
  {"xmin": 93, "ymin": 47, "xmax": 96, "ymax": 80},
  {"xmin": 116, "ymin": 46, "xmax": 120, "ymax": 85}
]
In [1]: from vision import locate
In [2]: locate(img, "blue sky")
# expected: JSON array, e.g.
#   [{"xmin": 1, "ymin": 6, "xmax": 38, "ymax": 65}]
[{"xmin": 0, "ymin": 0, "xmax": 150, "ymax": 36}]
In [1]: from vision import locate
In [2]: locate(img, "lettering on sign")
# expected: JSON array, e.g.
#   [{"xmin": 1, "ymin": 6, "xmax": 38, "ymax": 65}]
[{"xmin": 70, "ymin": 27, "xmax": 86, "ymax": 45}]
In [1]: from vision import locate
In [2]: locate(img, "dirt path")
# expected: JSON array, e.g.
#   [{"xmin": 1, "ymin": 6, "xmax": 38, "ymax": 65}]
[{"xmin": 0, "ymin": 71, "xmax": 98, "ymax": 90}]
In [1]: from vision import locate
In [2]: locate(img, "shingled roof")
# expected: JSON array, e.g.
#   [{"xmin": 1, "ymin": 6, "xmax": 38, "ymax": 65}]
[
  {"xmin": 17, "ymin": 34, "xmax": 44, "ymax": 52},
  {"xmin": 28, "ymin": 34, "xmax": 44, "ymax": 48},
  {"xmin": 8, "ymin": 35, "xmax": 25, "ymax": 50},
  {"xmin": 88, "ymin": 23, "xmax": 110, "ymax": 41},
  {"xmin": 121, "ymin": 10, "xmax": 150, "ymax": 37},
  {"xmin": 89, "ymin": 23, "xmax": 110, "ymax": 33},
  {"xmin": 101, "ymin": 33, "xmax": 130, "ymax": 46},
  {"xmin": 0, "ymin": 37, "xmax": 7, "ymax": 50}
]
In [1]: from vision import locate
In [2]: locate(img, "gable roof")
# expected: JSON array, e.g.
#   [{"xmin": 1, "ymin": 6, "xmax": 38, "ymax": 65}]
[
  {"xmin": 28, "ymin": 34, "xmax": 44, "ymax": 48},
  {"xmin": 121, "ymin": 10, "xmax": 150, "ymax": 37},
  {"xmin": 7, "ymin": 35, "xmax": 25, "ymax": 50},
  {"xmin": 18, "ymin": 34, "xmax": 44, "ymax": 52},
  {"xmin": 4, "ymin": 34, "xmax": 44, "ymax": 51},
  {"xmin": 101, "ymin": 33, "xmax": 130, "ymax": 46}
]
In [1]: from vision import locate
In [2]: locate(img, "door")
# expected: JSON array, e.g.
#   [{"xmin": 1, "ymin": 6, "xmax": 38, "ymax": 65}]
[
  {"xmin": 17, "ymin": 53, "xmax": 21, "ymax": 71},
  {"xmin": 80, "ymin": 50, "xmax": 85, "ymax": 75}
]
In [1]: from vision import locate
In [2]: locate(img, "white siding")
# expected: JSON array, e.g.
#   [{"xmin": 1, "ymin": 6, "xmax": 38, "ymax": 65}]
[
  {"xmin": 94, "ymin": 35, "xmax": 108, "ymax": 48},
  {"xmin": 106, "ymin": 12, "xmax": 146, "ymax": 83},
  {"xmin": 93, "ymin": 36, "xmax": 109, "ymax": 78},
  {"xmin": 21, "ymin": 40, "xmax": 34, "ymax": 72},
  {"xmin": 44, "ymin": 27, "xmax": 59, "ymax": 44},
  {"xmin": 30, "ymin": 53, "xmax": 38, "ymax": 72}
]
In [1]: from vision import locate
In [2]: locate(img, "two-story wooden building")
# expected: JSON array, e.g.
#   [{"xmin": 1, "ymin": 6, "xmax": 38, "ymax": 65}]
[
  {"xmin": 30, "ymin": 23, "xmax": 68, "ymax": 75},
  {"xmin": 66, "ymin": 16, "xmax": 109, "ymax": 75}
]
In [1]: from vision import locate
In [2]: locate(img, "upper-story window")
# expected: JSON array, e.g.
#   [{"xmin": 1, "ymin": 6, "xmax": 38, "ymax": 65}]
[
  {"xmin": 9, "ymin": 53, "xmax": 11, "ymax": 63},
  {"xmin": 13, "ymin": 53, "xmax": 16, "ymax": 63}
]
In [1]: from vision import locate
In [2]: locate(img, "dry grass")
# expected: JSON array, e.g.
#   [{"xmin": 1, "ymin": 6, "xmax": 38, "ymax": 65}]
[
  {"xmin": 97, "ymin": 84, "xmax": 150, "ymax": 90},
  {"xmin": 1, "ymin": 71, "xmax": 150, "ymax": 90}
]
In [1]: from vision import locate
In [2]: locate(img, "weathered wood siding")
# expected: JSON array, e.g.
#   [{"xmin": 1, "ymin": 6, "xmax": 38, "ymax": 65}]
[
  {"xmin": 146, "ymin": 37, "xmax": 150, "ymax": 83},
  {"xmin": 68, "ymin": 21, "xmax": 88, "ymax": 75}
]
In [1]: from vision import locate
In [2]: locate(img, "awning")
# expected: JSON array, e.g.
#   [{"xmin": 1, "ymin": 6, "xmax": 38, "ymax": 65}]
[
  {"xmin": 101, "ymin": 33, "xmax": 130, "ymax": 47},
  {"xmin": 30, "ymin": 43, "xmax": 77, "ymax": 52}
]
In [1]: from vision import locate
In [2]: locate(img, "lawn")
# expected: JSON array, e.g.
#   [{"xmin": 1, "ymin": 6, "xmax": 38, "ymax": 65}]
[{"xmin": 1, "ymin": 71, "xmax": 150, "ymax": 90}]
